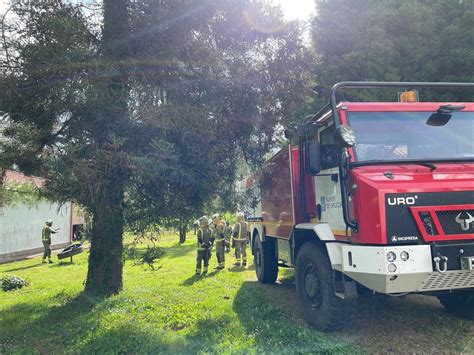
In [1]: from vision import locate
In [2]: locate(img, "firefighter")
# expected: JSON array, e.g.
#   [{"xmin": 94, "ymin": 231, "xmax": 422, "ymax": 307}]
[
  {"xmin": 232, "ymin": 212, "xmax": 248, "ymax": 266},
  {"xmin": 225, "ymin": 221, "xmax": 232, "ymax": 253},
  {"xmin": 211, "ymin": 213, "xmax": 226, "ymax": 269},
  {"xmin": 42, "ymin": 219, "xmax": 59, "ymax": 263},
  {"xmin": 196, "ymin": 216, "xmax": 213, "ymax": 275}
]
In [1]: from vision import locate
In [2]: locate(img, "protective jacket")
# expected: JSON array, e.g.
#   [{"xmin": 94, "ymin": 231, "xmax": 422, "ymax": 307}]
[
  {"xmin": 41, "ymin": 225, "xmax": 57, "ymax": 244},
  {"xmin": 232, "ymin": 221, "xmax": 248, "ymax": 242},
  {"xmin": 197, "ymin": 227, "xmax": 214, "ymax": 250},
  {"xmin": 212, "ymin": 222, "xmax": 226, "ymax": 243}
]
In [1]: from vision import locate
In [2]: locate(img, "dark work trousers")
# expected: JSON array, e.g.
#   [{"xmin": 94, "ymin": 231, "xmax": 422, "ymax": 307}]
[
  {"xmin": 42, "ymin": 241, "xmax": 51, "ymax": 260},
  {"xmin": 234, "ymin": 240, "xmax": 247, "ymax": 265},
  {"xmin": 196, "ymin": 248, "xmax": 211, "ymax": 273},
  {"xmin": 215, "ymin": 240, "xmax": 225, "ymax": 268}
]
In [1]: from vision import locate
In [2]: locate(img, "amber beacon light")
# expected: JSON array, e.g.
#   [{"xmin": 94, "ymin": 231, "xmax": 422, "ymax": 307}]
[{"xmin": 398, "ymin": 90, "xmax": 419, "ymax": 102}]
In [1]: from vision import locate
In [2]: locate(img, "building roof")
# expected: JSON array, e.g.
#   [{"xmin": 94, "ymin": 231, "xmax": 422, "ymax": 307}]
[{"xmin": 3, "ymin": 170, "xmax": 45, "ymax": 188}]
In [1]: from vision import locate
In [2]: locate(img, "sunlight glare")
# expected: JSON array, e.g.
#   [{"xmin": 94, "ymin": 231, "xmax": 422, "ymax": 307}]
[{"xmin": 271, "ymin": 0, "xmax": 315, "ymax": 20}]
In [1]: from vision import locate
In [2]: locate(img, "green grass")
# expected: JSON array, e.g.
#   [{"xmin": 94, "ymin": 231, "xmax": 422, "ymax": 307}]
[
  {"xmin": 1, "ymin": 234, "xmax": 473, "ymax": 354},
  {"xmin": 0, "ymin": 234, "xmax": 356, "ymax": 354}
]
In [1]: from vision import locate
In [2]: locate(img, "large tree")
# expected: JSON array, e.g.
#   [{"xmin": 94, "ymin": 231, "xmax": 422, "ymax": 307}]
[
  {"xmin": 0, "ymin": 0, "xmax": 311, "ymax": 294},
  {"xmin": 1, "ymin": 0, "xmax": 131, "ymax": 294}
]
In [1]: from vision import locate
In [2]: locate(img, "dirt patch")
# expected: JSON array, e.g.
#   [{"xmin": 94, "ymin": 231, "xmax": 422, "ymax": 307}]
[{"xmin": 250, "ymin": 270, "xmax": 474, "ymax": 353}]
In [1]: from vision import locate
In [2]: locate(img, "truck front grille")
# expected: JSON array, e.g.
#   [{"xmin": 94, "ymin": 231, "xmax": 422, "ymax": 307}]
[
  {"xmin": 410, "ymin": 205, "xmax": 474, "ymax": 241},
  {"xmin": 418, "ymin": 270, "xmax": 474, "ymax": 291},
  {"xmin": 436, "ymin": 209, "xmax": 474, "ymax": 235}
]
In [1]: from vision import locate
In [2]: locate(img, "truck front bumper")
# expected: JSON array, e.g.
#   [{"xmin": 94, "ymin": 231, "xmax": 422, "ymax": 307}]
[{"xmin": 336, "ymin": 244, "xmax": 474, "ymax": 294}]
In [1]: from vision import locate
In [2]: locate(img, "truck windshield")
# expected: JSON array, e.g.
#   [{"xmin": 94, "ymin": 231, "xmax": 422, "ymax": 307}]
[{"xmin": 346, "ymin": 111, "xmax": 474, "ymax": 163}]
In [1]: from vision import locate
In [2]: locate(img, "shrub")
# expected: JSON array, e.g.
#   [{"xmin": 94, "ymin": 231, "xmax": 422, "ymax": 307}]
[
  {"xmin": 140, "ymin": 246, "xmax": 166, "ymax": 270},
  {"xmin": 0, "ymin": 275, "xmax": 29, "ymax": 291}
]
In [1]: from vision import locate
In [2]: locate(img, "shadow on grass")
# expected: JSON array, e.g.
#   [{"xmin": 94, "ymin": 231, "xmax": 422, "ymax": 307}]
[
  {"xmin": 1, "ymin": 288, "xmax": 235, "ymax": 353},
  {"xmin": 231, "ymin": 281, "xmax": 354, "ymax": 353},
  {"xmin": 0, "ymin": 292, "xmax": 107, "ymax": 353},
  {"xmin": 1, "ymin": 288, "xmax": 201, "ymax": 354},
  {"xmin": 184, "ymin": 315, "xmax": 235, "ymax": 352},
  {"xmin": 181, "ymin": 274, "xmax": 202, "ymax": 286},
  {"xmin": 76, "ymin": 324, "xmax": 180, "ymax": 354},
  {"xmin": 227, "ymin": 265, "xmax": 247, "ymax": 273},
  {"xmin": 160, "ymin": 242, "xmax": 195, "ymax": 260},
  {"xmin": 51, "ymin": 261, "xmax": 76, "ymax": 268},
  {"xmin": 2, "ymin": 263, "xmax": 44, "ymax": 273},
  {"xmin": 205, "ymin": 268, "xmax": 223, "ymax": 277},
  {"xmin": 182, "ymin": 267, "xmax": 226, "ymax": 285}
]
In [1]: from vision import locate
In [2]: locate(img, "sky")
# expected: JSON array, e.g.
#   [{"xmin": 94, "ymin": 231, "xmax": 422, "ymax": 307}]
[
  {"xmin": 272, "ymin": 0, "xmax": 315, "ymax": 20},
  {"xmin": 0, "ymin": 0, "xmax": 315, "ymax": 20}
]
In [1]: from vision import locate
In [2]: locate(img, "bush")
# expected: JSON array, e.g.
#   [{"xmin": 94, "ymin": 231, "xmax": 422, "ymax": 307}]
[
  {"xmin": 123, "ymin": 232, "xmax": 165, "ymax": 270},
  {"xmin": 140, "ymin": 246, "xmax": 166, "ymax": 270},
  {"xmin": 0, "ymin": 275, "xmax": 28, "ymax": 291}
]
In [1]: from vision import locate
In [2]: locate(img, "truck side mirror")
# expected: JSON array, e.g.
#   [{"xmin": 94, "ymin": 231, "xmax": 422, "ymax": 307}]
[{"xmin": 307, "ymin": 140, "xmax": 322, "ymax": 175}]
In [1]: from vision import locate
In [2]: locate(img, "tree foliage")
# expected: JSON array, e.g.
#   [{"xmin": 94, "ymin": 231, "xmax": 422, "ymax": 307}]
[
  {"xmin": 0, "ymin": 181, "xmax": 40, "ymax": 207},
  {"xmin": 311, "ymin": 0, "xmax": 474, "ymax": 104},
  {"xmin": 123, "ymin": 0, "xmax": 312, "ymax": 237},
  {"xmin": 0, "ymin": 0, "xmax": 311, "ymax": 293}
]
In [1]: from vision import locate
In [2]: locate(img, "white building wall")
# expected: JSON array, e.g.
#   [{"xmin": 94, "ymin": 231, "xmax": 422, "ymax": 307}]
[{"xmin": 0, "ymin": 200, "xmax": 71, "ymax": 261}]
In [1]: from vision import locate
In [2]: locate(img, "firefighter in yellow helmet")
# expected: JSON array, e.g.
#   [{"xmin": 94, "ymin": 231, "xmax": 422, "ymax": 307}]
[
  {"xmin": 196, "ymin": 216, "xmax": 214, "ymax": 275},
  {"xmin": 232, "ymin": 212, "xmax": 248, "ymax": 266},
  {"xmin": 211, "ymin": 213, "xmax": 226, "ymax": 269},
  {"xmin": 42, "ymin": 219, "xmax": 59, "ymax": 263}
]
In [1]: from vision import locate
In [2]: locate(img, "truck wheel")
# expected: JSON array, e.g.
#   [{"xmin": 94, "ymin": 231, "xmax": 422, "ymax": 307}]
[
  {"xmin": 254, "ymin": 234, "xmax": 278, "ymax": 284},
  {"xmin": 438, "ymin": 291, "xmax": 474, "ymax": 320},
  {"xmin": 295, "ymin": 242, "xmax": 355, "ymax": 331}
]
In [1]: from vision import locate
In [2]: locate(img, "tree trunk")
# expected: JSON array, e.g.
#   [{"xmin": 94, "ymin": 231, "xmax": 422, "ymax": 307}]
[
  {"xmin": 84, "ymin": 0, "xmax": 129, "ymax": 295},
  {"xmin": 179, "ymin": 221, "xmax": 187, "ymax": 243},
  {"xmin": 85, "ymin": 194, "xmax": 124, "ymax": 295},
  {"xmin": 84, "ymin": 156, "xmax": 126, "ymax": 295},
  {"xmin": 0, "ymin": 169, "xmax": 4, "ymax": 206}
]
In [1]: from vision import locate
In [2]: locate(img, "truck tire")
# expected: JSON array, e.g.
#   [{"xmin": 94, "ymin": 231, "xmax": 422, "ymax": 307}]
[
  {"xmin": 254, "ymin": 234, "xmax": 278, "ymax": 284},
  {"xmin": 438, "ymin": 290, "xmax": 474, "ymax": 320},
  {"xmin": 295, "ymin": 241, "xmax": 355, "ymax": 331}
]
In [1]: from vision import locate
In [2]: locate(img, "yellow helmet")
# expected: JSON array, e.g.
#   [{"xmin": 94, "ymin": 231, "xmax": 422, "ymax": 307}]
[
  {"xmin": 211, "ymin": 213, "xmax": 220, "ymax": 223},
  {"xmin": 236, "ymin": 212, "xmax": 244, "ymax": 221},
  {"xmin": 198, "ymin": 216, "xmax": 209, "ymax": 227}
]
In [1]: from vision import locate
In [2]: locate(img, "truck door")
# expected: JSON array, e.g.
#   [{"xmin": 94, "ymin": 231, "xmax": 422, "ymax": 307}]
[{"xmin": 314, "ymin": 124, "xmax": 346, "ymax": 234}]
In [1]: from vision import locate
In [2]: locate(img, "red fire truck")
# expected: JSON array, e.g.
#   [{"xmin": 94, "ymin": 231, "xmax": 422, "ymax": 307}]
[{"xmin": 246, "ymin": 82, "xmax": 474, "ymax": 331}]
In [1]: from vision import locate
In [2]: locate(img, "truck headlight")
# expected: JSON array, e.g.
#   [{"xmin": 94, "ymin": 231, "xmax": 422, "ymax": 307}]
[
  {"xmin": 400, "ymin": 251, "xmax": 409, "ymax": 261},
  {"xmin": 387, "ymin": 251, "xmax": 396, "ymax": 262},
  {"xmin": 388, "ymin": 263, "xmax": 397, "ymax": 273}
]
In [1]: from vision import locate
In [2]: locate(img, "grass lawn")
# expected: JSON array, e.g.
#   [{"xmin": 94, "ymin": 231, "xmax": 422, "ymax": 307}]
[{"xmin": 1, "ymin": 233, "xmax": 473, "ymax": 354}]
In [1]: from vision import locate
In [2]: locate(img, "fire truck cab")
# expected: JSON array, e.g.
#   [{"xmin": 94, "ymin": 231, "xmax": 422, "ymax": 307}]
[{"xmin": 246, "ymin": 82, "xmax": 474, "ymax": 331}]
